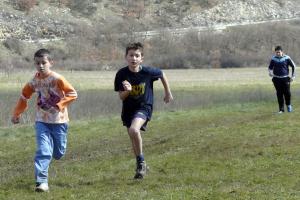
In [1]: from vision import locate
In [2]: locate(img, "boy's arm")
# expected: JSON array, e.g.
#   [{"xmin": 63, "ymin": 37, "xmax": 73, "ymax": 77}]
[
  {"xmin": 160, "ymin": 72, "xmax": 173, "ymax": 103},
  {"xmin": 119, "ymin": 90, "xmax": 130, "ymax": 101},
  {"xmin": 268, "ymin": 59, "xmax": 274, "ymax": 77},
  {"xmin": 12, "ymin": 83, "xmax": 35, "ymax": 123},
  {"xmin": 118, "ymin": 80, "xmax": 131, "ymax": 101},
  {"xmin": 288, "ymin": 58, "xmax": 296, "ymax": 78},
  {"xmin": 56, "ymin": 77, "xmax": 77, "ymax": 111}
]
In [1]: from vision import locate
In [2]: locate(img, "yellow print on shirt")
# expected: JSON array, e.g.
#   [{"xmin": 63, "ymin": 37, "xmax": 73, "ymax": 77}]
[{"xmin": 130, "ymin": 83, "xmax": 145, "ymax": 96}]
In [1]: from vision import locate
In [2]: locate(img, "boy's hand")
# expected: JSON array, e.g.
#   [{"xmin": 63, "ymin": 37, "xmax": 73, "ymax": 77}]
[
  {"xmin": 11, "ymin": 116, "xmax": 20, "ymax": 124},
  {"xmin": 164, "ymin": 92, "xmax": 173, "ymax": 103},
  {"xmin": 48, "ymin": 106, "xmax": 59, "ymax": 114},
  {"xmin": 289, "ymin": 76, "xmax": 295, "ymax": 83},
  {"xmin": 268, "ymin": 69, "xmax": 273, "ymax": 77},
  {"xmin": 291, "ymin": 76, "xmax": 296, "ymax": 82},
  {"xmin": 122, "ymin": 80, "xmax": 132, "ymax": 91}
]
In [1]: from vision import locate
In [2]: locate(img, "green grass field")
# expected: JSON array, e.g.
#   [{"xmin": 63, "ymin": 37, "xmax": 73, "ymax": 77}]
[
  {"xmin": 1, "ymin": 68, "xmax": 300, "ymax": 199},
  {"xmin": 0, "ymin": 68, "xmax": 280, "ymax": 126}
]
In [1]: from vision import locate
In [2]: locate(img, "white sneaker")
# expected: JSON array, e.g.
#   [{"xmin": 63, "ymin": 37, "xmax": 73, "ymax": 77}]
[
  {"xmin": 287, "ymin": 105, "xmax": 293, "ymax": 112},
  {"xmin": 35, "ymin": 182, "xmax": 49, "ymax": 192}
]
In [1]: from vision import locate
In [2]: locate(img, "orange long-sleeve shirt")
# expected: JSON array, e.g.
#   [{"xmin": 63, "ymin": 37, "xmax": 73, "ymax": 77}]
[{"xmin": 13, "ymin": 71, "xmax": 77, "ymax": 123}]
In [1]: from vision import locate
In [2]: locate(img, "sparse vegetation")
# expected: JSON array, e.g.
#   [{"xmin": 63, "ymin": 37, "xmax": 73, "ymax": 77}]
[
  {"xmin": 1, "ymin": 1, "xmax": 300, "ymax": 70},
  {"xmin": 14, "ymin": 0, "xmax": 36, "ymax": 12},
  {"xmin": 2, "ymin": 19, "xmax": 300, "ymax": 71}
]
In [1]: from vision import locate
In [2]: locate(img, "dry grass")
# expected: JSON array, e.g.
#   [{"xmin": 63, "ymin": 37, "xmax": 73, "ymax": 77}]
[
  {"xmin": 0, "ymin": 67, "xmax": 275, "ymax": 91},
  {"xmin": 163, "ymin": 67, "xmax": 272, "ymax": 89},
  {"xmin": 2, "ymin": 67, "xmax": 298, "ymax": 127}
]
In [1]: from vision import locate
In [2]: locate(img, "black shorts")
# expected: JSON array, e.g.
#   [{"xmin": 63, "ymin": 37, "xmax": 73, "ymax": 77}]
[{"xmin": 122, "ymin": 107, "xmax": 151, "ymax": 131}]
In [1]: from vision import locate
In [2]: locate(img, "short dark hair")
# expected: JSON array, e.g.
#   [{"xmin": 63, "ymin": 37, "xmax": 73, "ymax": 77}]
[
  {"xmin": 275, "ymin": 46, "xmax": 283, "ymax": 51},
  {"xmin": 34, "ymin": 48, "xmax": 53, "ymax": 61},
  {"xmin": 125, "ymin": 42, "xmax": 144, "ymax": 56}
]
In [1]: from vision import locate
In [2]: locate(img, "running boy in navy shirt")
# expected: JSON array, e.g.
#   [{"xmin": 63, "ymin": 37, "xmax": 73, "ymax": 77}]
[
  {"xmin": 268, "ymin": 46, "xmax": 296, "ymax": 113},
  {"xmin": 114, "ymin": 42, "xmax": 173, "ymax": 179}
]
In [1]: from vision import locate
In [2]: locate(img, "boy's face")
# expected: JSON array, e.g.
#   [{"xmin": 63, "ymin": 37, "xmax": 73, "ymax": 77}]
[
  {"xmin": 34, "ymin": 56, "xmax": 53, "ymax": 75},
  {"xmin": 125, "ymin": 49, "xmax": 143, "ymax": 69},
  {"xmin": 275, "ymin": 50, "xmax": 283, "ymax": 57}
]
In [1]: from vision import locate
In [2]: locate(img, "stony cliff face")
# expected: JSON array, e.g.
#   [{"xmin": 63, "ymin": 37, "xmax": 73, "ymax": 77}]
[{"xmin": 182, "ymin": 0, "xmax": 300, "ymax": 26}]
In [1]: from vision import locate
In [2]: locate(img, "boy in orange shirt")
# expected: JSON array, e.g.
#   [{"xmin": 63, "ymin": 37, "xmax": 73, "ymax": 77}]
[{"xmin": 11, "ymin": 49, "xmax": 77, "ymax": 192}]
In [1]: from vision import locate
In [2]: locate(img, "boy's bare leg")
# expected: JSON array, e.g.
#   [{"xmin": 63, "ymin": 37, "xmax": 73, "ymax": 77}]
[
  {"xmin": 127, "ymin": 117, "xmax": 148, "ymax": 178},
  {"xmin": 127, "ymin": 117, "xmax": 146, "ymax": 156}
]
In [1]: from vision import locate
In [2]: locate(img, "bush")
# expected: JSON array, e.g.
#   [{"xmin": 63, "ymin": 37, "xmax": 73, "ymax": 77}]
[
  {"xmin": 15, "ymin": 0, "xmax": 36, "ymax": 12},
  {"xmin": 3, "ymin": 38, "xmax": 25, "ymax": 55},
  {"xmin": 68, "ymin": 0, "xmax": 97, "ymax": 16}
]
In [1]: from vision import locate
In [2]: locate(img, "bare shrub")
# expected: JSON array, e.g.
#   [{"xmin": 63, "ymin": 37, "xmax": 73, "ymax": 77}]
[
  {"xmin": 68, "ymin": 0, "xmax": 97, "ymax": 16},
  {"xmin": 16, "ymin": 0, "xmax": 36, "ymax": 12},
  {"xmin": 122, "ymin": 0, "xmax": 146, "ymax": 19},
  {"xmin": 195, "ymin": 0, "xmax": 221, "ymax": 8},
  {"xmin": 274, "ymin": 0, "xmax": 286, "ymax": 7},
  {"xmin": 3, "ymin": 38, "xmax": 24, "ymax": 55},
  {"xmin": 58, "ymin": 0, "xmax": 70, "ymax": 7},
  {"xmin": 0, "ymin": 58, "xmax": 14, "ymax": 77},
  {"xmin": 210, "ymin": 50, "xmax": 221, "ymax": 68},
  {"xmin": 220, "ymin": 52, "xmax": 244, "ymax": 68}
]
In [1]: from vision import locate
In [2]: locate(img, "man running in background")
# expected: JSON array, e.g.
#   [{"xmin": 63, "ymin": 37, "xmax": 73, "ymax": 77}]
[{"xmin": 268, "ymin": 45, "xmax": 296, "ymax": 113}]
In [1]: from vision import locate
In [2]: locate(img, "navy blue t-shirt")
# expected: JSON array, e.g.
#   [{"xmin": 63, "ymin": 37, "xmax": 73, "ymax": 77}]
[{"xmin": 114, "ymin": 66, "xmax": 163, "ymax": 121}]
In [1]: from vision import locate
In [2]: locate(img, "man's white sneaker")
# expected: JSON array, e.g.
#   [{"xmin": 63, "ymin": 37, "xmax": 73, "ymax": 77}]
[
  {"xmin": 35, "ymin": 182, "xmax": 49, "ymax": 192},
  {"xmin": 287, "ymin": 105, "xmax": 293, "ymax": 112}
]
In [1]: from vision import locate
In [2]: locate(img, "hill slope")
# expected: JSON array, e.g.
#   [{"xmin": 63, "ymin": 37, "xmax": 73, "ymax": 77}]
[
  {"xmin": 0, "ymin": 0, "xmax": 300, "ymax": 41},
  {"xmin": 1, "ymin": 0, "xmax": 300, "ymax": 70}
]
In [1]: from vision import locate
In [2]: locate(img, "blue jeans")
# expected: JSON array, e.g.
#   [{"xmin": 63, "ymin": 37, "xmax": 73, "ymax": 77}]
[{"xmin": 34, "ymin": 122, "xmax": 68, "ymax": 183}]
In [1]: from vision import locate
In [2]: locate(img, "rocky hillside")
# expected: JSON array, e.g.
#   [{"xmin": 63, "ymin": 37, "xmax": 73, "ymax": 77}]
[
  {"xmin": 1, "ymin": 0, "xmax": 300, "ymax": 70},
  {"xmin": 0, "ymin": 0, "xmax": 300, "ymax": 41},
  {"xmin": 182, "ymin": 0, "xmax": 300, "ymax": 26}
]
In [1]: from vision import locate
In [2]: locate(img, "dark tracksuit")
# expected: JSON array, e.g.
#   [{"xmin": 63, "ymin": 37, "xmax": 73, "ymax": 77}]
[{"xmin": 268, "ymin": 55, "xmax": 296, "ymax": 112}]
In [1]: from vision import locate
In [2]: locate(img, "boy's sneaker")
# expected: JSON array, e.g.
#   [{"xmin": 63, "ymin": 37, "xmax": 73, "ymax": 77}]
[
  {"xmin": 134, "ymin": 161, "xmax": 148, "ymax": 179},
  {"xmin": 35, "ymin": 182, "xmax": 49, "ymax": 192},
  {"xmin": 287, "ymin": 105, "xmax": 293, "ymax": 112},
  {"xmin": 278, "ymin": 110, "xmax": 284, "ymax": 114}
]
